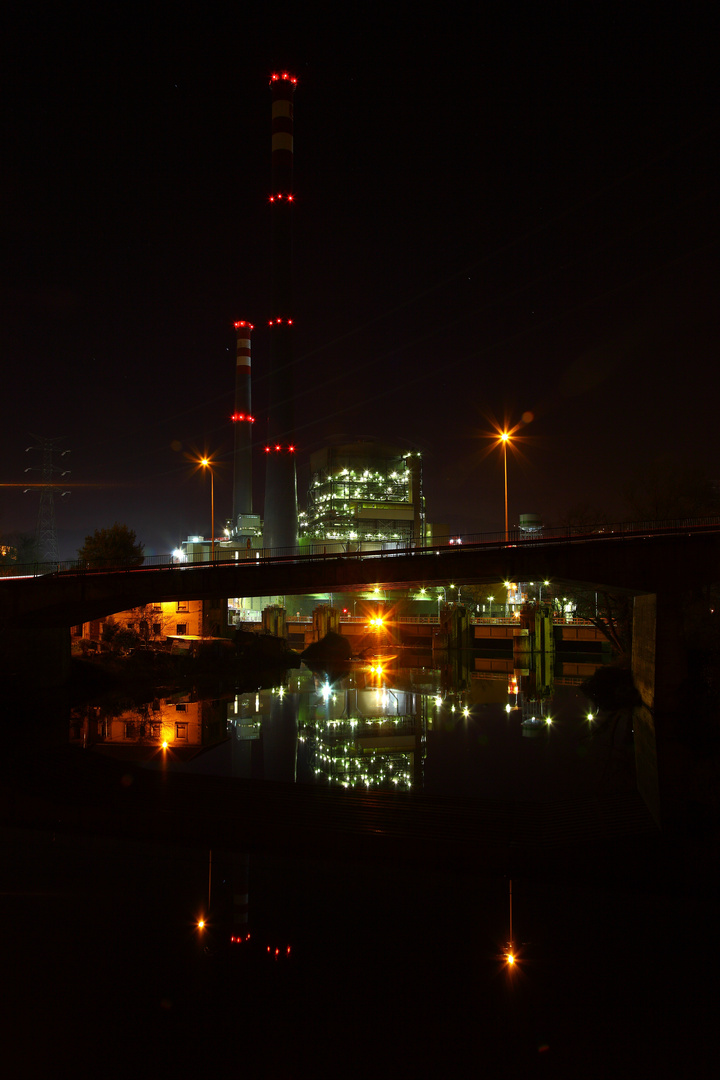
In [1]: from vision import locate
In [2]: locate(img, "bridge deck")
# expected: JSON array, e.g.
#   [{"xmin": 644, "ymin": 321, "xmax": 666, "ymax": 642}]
[{"xmin": 2, "ymin": 522, "xmax": 720, "ymax": 628}]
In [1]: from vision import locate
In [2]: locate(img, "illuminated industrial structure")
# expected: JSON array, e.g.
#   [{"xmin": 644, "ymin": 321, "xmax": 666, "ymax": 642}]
[{"xmin": 299, "ymin": 441, "xmax": 426, "ymax": 549}]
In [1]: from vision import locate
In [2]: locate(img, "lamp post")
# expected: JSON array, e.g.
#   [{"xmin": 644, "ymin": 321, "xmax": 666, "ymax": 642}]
[
  {"xmin": 500, "ymin": 432, "xmax": 510, "ymax": 542},
  {"xmin": 200, "ymin": 458, "xmax": 215, "ymax": 562}
]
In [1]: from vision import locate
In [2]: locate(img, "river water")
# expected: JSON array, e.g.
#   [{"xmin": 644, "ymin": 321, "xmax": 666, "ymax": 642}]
[{"xmin": 2, "ymin": 655, "xmax": 718, "ymax": 1077}]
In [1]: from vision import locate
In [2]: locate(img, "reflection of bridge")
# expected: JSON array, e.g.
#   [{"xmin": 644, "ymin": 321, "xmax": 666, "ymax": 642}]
[{"xmin": 3, "ymin": 519, "xmax": 720, "ymax": 830}]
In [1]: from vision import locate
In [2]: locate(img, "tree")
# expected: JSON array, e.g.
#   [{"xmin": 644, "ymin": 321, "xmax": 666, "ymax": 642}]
[
  {"xmin": 0, "ymin": 532, "xmax": 40, "ymax": 567},
  {"xmin": 78, "ymin": 523, "xmax": 145, "ymax": 568},
  {"xmin": 102, "ymin": 618, "xmax": 120, "ymax": 644},
  {"xmin": 560, "ymin": 585, "xmax": 634, "ymax": 657},
  {"xmin": 559, "ymin": 505, "xmax": 611, "ymax": 532},
  {"xmin": 624, "ymin": 461, "xmax": 720, "ymax": 521}
]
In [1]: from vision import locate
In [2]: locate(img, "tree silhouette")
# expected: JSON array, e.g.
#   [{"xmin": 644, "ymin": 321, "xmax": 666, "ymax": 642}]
[{"xmin": 78, "ymin": 523, "xmax": 145, "ymax": 568}]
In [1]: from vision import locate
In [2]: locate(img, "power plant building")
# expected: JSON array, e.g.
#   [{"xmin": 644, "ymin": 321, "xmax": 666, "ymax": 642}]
[{"xmin": 299, "ymin": 442, "xmax": 425, "ymax": 549}]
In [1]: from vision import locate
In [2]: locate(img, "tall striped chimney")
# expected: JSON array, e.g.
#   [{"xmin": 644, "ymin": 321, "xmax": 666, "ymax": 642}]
[
  {"xmin": 232, "ymin": 320, "xmax": 254, "ymax": 527},
  {"xmin": 263, "ymin": 71, "xmax": 298, "ymax": 552}
]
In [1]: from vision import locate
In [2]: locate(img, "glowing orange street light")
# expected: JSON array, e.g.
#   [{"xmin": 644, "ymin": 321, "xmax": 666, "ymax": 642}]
[
  {"xmin": 200, "ymin": 458, "xmax": 215, "ymax": 561},
  {"xmin": 499, "ymin": 432, "xmax": 511, "ymax": 543}
]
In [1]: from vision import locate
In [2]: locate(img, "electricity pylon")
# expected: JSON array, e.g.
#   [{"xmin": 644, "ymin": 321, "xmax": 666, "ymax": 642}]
[{"xmin": 24, "ymin": 435, "xmax": 71, "ymax": 564}]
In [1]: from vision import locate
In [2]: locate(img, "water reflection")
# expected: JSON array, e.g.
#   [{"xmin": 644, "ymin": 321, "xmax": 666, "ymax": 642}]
[
  {"xmin": 70, "ymin": 649, "xmax": 613, "ymax": 802},
  {"xmin": 69, "ymin": 692, "xmax": 231, "ymax": 758},
  {"xmin": 297, "ymin": 668, "xmax": 425, "ymax": 791}
]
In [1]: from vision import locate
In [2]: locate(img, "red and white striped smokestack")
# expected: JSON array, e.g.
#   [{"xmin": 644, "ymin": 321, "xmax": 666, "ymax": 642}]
[
  {"xmin": 263, "ymin": 71, "xmax": 298, "ymax": 551},
  {"xmin": 232, "ymin": 320, "xmax": 254, "ymax": 525}
]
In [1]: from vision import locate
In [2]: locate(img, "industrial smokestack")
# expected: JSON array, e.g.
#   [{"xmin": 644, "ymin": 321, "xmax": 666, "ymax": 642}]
[
  {"xmin": 232, "ymin": 320, "xmax": 254, "ymax": 527},
  {"xmin": 263, "ymin": 71, "xmax": 298, "ymax": 551}
]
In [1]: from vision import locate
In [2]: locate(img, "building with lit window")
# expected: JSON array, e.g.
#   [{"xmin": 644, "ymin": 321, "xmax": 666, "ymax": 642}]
[{"xmin": 74, "ymin": 599, "xmax": 204, "ymax": 644}]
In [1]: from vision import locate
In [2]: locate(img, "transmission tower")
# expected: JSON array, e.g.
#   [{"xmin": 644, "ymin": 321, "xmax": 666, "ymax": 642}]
[{"xmin": 24, "ymin": 435, "xmax": 71, "ymax": 564}]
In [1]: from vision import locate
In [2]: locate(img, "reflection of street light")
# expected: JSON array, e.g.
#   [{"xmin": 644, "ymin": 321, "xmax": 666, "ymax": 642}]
[{"xmin": 200, "ymin": 458, "xmax": 215, "ymax": 561}]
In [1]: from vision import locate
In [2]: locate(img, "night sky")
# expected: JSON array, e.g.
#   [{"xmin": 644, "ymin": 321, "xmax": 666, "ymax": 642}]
[{"xmin": 1, "ymin": 4, "xmax": 717, "ymax": 559}]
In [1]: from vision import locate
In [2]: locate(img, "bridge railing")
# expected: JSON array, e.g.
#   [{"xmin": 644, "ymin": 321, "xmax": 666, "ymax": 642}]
[{"xmin": 2, "ymin": 514, "xmax": 719, "ymax": 578}]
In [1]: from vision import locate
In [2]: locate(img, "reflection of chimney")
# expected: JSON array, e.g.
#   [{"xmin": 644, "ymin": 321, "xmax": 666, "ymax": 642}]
[
  {"xmin": 263, "ymin": 72, "xmax": 298, "ymax": 551},
  {"xmin": 232, "ymin": 320, "xmax": 254, "ymax": 527}
]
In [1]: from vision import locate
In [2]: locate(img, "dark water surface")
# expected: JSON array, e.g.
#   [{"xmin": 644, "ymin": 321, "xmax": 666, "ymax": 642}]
[{"xmin": 2, "ymin": 662, "xmax": 718, "ymax": 1077}]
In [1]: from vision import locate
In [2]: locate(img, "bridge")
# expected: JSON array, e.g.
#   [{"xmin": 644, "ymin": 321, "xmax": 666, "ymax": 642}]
[
  {"xmin": 2, "ymin": 519, "xmax": 718, "ymax": 628},
  {"xmin": 3, "ymin": 517, "xmax": 719, "ymax": 830}
]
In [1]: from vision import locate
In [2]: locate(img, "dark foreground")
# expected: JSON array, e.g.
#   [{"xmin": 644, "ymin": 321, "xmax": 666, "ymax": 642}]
[{"xmin": 2, "ymin": 719, "xmax": 719, "ymax": 1077}]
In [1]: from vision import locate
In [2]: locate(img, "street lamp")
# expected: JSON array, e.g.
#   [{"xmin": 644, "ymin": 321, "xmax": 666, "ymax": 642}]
[
  {"xmin": 200, "ymin": 458, "xmax": 215, "ymax": 562},
  {"xmin": 500, "ymin": 432, "xmax": 511, "ymax": 542}
]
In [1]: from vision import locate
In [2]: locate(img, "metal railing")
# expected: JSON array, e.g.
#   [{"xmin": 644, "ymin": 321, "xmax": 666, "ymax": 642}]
[{"xmin": 1, "ymin": 515, "xmax": 719, "ymax": 579}]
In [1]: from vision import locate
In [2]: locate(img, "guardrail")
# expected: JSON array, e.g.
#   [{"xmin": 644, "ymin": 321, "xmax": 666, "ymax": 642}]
[{"xmin": 1, "ymin": 515, "xmax": 719, "ymax": 579}]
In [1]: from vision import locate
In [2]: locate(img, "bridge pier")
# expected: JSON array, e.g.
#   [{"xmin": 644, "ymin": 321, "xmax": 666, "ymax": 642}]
[
  {"xmin": 262, "ymin": 605, "xmax": 287, "ymax": 639},
  {"xmin": 632, "ymin": 593, "xmax": 689, "ymax": 827},
  {"xmin": 434, "ymin": 605, "xmax": 471, "ymax": 651},
  {"xmin": 311, "ymin": 604, "xmax": 339, "ymax": 643},
  {"xmin": 1, "ymin": 625, "xmax": 71, "ymax": 691}
]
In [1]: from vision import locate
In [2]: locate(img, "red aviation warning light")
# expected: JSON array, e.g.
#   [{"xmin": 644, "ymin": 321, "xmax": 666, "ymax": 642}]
[
  {"xmin": 270, "ymin": 72, "xmax": 298, "ymax": 84},
  {"xmin": 233, "ymin": 321, "xmax": 254, "ymax": 330},
  {"xmin": 231, "ymin": 413, "xmax": 255, "ymax": 423},
  {"xmin": 264, "ymin": 445, "xmax": 296, "ymax": 454}
]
